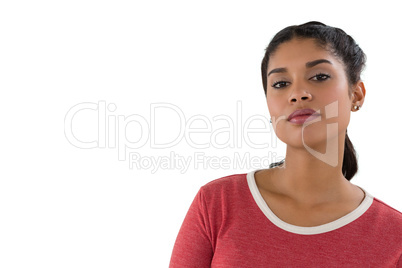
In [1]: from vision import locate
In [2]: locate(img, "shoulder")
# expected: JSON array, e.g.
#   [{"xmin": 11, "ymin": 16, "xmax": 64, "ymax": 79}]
[
  {"xmin": 372, "ymin": 197, "xmax": 402, "ymax": 220},
  {"xmin": 194, "ymin": 172, "xmax": 255, "ymax": 225},
  {"xmin": 370, "ymin": 197, "xmax": 402, "ymax": 233},
  {"xmin": 195, "ymin": 172, "xmax": 251, "ymax": 205},
  {"xmin": 200, "ymin": 172, "xmax": 248, "ymax": 194}
]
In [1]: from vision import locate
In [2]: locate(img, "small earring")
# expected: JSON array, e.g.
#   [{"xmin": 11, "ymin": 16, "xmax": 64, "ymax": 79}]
[
  {"xmin": 270, "ymin": 118, "xmax": 272, "ymax": 123},
  {"xmin": 353, "ymin": 105, "xmax": 361, "ymax": 110}
]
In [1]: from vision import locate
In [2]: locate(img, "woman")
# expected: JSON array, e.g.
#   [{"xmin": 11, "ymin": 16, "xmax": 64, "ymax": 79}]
[{"xmin": 169, "ymin": 22, "xmax": 402, "ymax": 267}]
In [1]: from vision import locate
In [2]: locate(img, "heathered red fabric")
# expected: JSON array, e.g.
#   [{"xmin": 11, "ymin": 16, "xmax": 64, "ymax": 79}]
[{"xmin": 170, "ymin": 171, "xmax": 402, "ymax": 267}]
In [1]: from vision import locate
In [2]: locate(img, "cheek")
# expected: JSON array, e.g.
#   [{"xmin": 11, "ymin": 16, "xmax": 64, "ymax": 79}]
[
  {"xmin": 267, "ymin": 96, "xmax": 288, "ymax": 138},
  {"xmin": 320, "ymin": 86, "xmax": 352, "ymax": 128},
  {"xmin": 266, "ymin": 96, "xmax": 284, "ymax": 117},
  {"xmin": 338, "ymin": 95, "xmax": 352, "ymax": 128}
]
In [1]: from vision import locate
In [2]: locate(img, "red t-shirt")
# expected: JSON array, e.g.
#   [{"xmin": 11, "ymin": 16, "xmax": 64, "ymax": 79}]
[{"xmin": 170, "ymin": 170, "xmax": 402, "ymax": 267}]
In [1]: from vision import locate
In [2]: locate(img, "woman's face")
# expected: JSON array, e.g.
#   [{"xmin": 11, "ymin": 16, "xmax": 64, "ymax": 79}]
[{"xmin": 266, "ymin": 38, "xmax": 357, "ymax": 153}]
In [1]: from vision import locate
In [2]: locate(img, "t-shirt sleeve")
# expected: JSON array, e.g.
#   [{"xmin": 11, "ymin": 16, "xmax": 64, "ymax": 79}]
[{"xmin": 169, "ymin": 187, "xmax": 214, "ymax": 267}]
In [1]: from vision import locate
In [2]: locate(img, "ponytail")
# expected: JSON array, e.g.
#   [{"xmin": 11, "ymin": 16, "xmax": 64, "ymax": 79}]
[{"xmin": 343, "ymin": 129, "xmax": 358, "ymax": 181}]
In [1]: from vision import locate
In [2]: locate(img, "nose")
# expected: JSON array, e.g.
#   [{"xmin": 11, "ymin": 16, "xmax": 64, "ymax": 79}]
[{"xmin": 288, "ymin": 89, "xmax": 313, "ymax": 104}]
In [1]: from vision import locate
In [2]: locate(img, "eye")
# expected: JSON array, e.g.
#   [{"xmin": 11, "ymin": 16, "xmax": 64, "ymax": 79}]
[
  {"xmin": 271, "ymin": 81, "xmax": 290, "ymax": 89},
  {"xmin": 311, "ymin": 73, "xmax": 331, "ymax": 81}
]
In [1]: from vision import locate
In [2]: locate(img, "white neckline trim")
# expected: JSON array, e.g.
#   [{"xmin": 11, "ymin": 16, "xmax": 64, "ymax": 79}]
[{"xmin": 247, "ymin": 169, "xmax": 374, "ymax": 235}]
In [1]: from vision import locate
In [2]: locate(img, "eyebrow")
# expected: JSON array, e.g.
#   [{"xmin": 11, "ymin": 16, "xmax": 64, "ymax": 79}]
[{"xmin": 267, "ymin": 59, "xmax": 333, "ymax": 77}]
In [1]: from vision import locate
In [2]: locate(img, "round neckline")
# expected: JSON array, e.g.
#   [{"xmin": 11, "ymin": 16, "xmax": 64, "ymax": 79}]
[{"xmin": 246, "ymin": 169, "xmax": 374, "ymax": 235}]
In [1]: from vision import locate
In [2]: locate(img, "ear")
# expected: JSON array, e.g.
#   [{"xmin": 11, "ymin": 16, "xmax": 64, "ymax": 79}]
[{"xmin": 351, "ymin": 80, "xmax": 366, "ymax": 110}]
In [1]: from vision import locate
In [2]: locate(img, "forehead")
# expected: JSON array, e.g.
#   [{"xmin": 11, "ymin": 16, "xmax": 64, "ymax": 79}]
[{"xmin": 268, "ymin": 38, "xmax": 340, "ymax": 69}]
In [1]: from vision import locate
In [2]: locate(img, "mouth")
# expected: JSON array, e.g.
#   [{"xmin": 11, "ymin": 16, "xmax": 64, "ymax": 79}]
[{"xmin": 287, "ymin": 108, "xmax": 320, "ymax": 124}]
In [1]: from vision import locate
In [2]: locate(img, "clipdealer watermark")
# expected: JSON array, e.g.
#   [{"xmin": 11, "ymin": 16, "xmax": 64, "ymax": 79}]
[
  {"xmin": 64, "ymin": 100, "xmax": 339, "ymax": 173},
  {"xmin": 128, "ymin": 151, "xmax": 282, "ymax": 174},
  {"xmin": 64, "ymin": 100, "xmax": 285, "ymax": 172}
]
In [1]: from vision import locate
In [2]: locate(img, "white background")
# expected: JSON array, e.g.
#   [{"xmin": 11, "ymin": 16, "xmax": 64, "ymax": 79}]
[{"xmin": 1, "ymin": 0, "xmax": 401, "ymax": 267}]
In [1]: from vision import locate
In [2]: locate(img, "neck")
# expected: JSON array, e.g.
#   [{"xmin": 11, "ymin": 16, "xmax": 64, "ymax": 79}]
[{"xmin": 273, "ymin": 131, "xmax": 353, "ymax": 207}]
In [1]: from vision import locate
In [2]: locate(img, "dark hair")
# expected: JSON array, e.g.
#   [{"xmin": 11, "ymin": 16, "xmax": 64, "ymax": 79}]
[{"xmin": 261, "ymin": 21, "xmax": 366, "ymax": 181}]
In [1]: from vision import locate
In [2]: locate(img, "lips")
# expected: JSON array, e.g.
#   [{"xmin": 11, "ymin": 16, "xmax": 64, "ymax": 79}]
[{"xmin": 287, "ymin": 108, "xmax": 319, "ymax": 122}]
